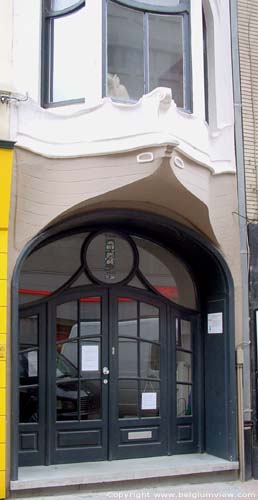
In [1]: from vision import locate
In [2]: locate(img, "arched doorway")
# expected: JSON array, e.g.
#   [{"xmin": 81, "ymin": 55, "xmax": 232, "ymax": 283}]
[{"xmin": 11, "ymin": 210, "xmax": 237, "ymax": 477}]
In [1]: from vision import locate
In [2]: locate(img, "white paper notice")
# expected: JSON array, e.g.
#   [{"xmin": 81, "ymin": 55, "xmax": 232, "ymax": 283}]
[
  {"xmin": 208, "ymin": 312, "xmax": 223, "ymax": 334},
  {"xmin": 81, "ymin": 345, "xmax": 99, "ymax": 371},
  {"xmin": 141, "ymin": 392, "xmax": 157, "ymax": 410},
  {"xmin": 28, "ymin": 351, "xmax": 38, "ymax": 377}
]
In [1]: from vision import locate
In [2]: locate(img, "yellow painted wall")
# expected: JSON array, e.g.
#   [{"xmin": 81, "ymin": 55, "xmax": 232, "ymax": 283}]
[{"xmin": 0, "ymin": 146, "xmax": 13, "ymax": 499}]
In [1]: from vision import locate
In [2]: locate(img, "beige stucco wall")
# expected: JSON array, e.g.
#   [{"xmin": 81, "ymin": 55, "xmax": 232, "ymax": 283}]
[
  {"xmin": 8, "ymin": 147, "xmax": 242, "ymax": 346},
  {"xmin": 238, "ymin": 0, "xmax": 258, "ymax": 219}
]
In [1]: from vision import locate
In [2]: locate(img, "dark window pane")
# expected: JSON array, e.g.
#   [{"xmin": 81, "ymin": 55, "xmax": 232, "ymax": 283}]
[
  {"xmin": 85, "ymin": 232, "xmax": 135, "ymax": 284},
  {"xmin": 80, "ymin": 380, "xmax": 101, "ymax": 420},
  {"xmin": 140, "ymin": 381, "xmax": 160, "ymax": 417},
  {"xmin": 19, "ymin": 234, "xmax": 86, "ymax": 303},
  {"xmin": 56, "ymin": 381, "xmax": 79, "ymax": 421},
  {"xmin": 177, "ymin": 384, "xmax": 192, "ymax": 416},
  {"xmin": 140, "ymin": 303, "xmax": 159, "ymax": 341},
  {"xmin": 107, "ymin": 2, "xmax": 144, "ymax": 100},
  {"xmin": 180, "ymin": 319, "xmax": 192, "ymax": 351},
  {"xmin": 80, "ymin": 298, "xmax": 101, "ymax": 336},
  {"xmin": 56, "ymin": 301, "xmax": 77, "ymax": 343},
  {"xmin": 119, "ymin": 339, "xmax": 138, "ymax": 377},
  {"xmin": 176, "ymin": 351, "xmax": 192, "ymax": 383},
  {"xmin": 119, "ymin": 380, "xmax": 138, "ymax": 418},
  {"xmin": 52, "ymin": 7, "xmax": 86, "ymax": 101},
  {"xmin": 19, "ymin": 316, "xmax": 38, "ymax": 349},
  {"xmin": 118, "ymin": 300, "xmax": 137, "ymax": 337},
  {"xmin": 149, "ymin": 14, "xmax": 184, "ymax": 108},
  {"xmin": 134, "ymin": 236, "xmax": 196, "ymax": 309},
  {"xmin": 20, "ymin": 387, "xmax": 38, "ymax": 423},
  {"xmin": 50, "ymin": 0, "xmax": 82, "ymax": 12},
  {"xmin": 140, "ymin": 342, "xmax": 160, "ymax": 378},
  {"xmin": 57, "ymin": 341, "xmax": 78, "ymax": 379},
  {"xmin": 20, "ymin": 350, "xmax": 38, "ymax": 385},
  {"xmin": 81, "ymin": 339, "xmax": 101, "ymax": 376}
]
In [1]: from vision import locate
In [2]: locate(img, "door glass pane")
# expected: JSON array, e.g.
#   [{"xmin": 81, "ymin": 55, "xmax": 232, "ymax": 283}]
[
  {"xmin": 118, "ymin": 299, "xmax": 137, "ymax": 337},
  {"xmin": 52, "ymin": 7, "xmax": 86, "ymax": 101},
  {"xmin": 56, "ymin": 381, "xmax": 79, "ymax": 421},
  {"xmin": 140, "ymin": 303, "xmax": 159, "ymax": 341},
  {"xmin": 177, "ymin": 384, "xmax": 192, "ymax": 416},
  {"xmin": 140, "ymin": 381, "xmax": 160, "ymax": 417},
  {"xmin": 80, "ymin": 380, "xmax": 101, "ymax": 420},
  {"xmin": 119, "ymin": 380, "xmax": 138, "ymax": 418},
  {"xmin": 20, "ymin": 350, "xmax": 38, "ymax": 385},
  {"xmin": 57, "ymin": 341, "xmax": 78, "ymax": 379},
  {"xmin": 20, "ymin": 316, "xmax": 38, "ymax": 349},
  {"xmin": 56, "ymin": 301, "xmax": 78, "ymax": 342},
  {"xmin": 149, "ymin": 14, "xmax": 184, "ymax": 108},
  {"xmin": 107, "ymin": 1, "xmax": 144, "ymax": 100},
  {"xmin": 140, "ymin": 342, "xmax": 160, "ymax": 379},
  {"xmin": 80, "ymin": 298, "xmax": 101, "ymax": 336},
  {"xmin": 180, "ymin": 319, "xmax": 192, "ymax": 351},
  {"xmin": 81, "ymin": 339, "xmax": 101, "ymax": 376},
  {"xmin": 20, "ymin": 387, "xmax": 38, "ymax": 423},
  {"xmin": 119, "ymin": 339, "xmax": 138, "ymax": 377},
  {"xmin": 176, "ymin": 351, "xmax": 192, "ymax": 383}
]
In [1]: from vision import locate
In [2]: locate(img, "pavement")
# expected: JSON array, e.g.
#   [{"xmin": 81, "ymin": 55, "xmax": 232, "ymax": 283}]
[{"xmin": 9, "ymin": 480, "xmax": 258, "ymax": 500}]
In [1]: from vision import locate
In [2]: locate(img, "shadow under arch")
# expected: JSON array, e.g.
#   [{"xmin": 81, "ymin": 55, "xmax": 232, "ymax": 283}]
[{"xmin": 11, "ymin": 208, "xmax": 237, "ymax": 479}]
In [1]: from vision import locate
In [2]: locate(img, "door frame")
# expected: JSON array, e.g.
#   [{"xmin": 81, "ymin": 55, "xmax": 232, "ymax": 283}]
[{"xmin": 18, "ymin": 284, "xmax": 202, "ymax": 465}]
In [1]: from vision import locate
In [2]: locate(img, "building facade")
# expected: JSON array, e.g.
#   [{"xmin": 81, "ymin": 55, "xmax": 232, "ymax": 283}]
[
  {"xmin": 0, "ymin": 0, "xmax": 250, "ymax": 497},
  {"xmin": 238, "ymin": 0, "xmax": 258, "ymax": 480}
]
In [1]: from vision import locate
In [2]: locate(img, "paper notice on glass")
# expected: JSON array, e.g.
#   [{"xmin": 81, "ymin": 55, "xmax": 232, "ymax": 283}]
[
  {"xmin": 81, "ymin": 345, "xmax": 99, "ymax": 371},
  {"xmin": 28, "ymin": 351, "xmax": 38, "ymax": 377},
  {"xmin": 141, "ymin": 392, "xmax": 157, "ymax": 410},
  {"xmin": 208, "ymin": 312, "xmax": 223, "ymax": 334}
]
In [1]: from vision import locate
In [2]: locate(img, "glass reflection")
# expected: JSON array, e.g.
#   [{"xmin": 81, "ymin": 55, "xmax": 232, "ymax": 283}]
[
  {"xmin": 80, "ymin": 380, "xmax": 101, "ymax": 420},
  {"xmin": 118, "ymin": 300, "xmax": 137, "ymax": 337},
  {"xmin": 108, "ymin": 2, "xmax": 144, "ymax": 100},
  {"xmin": 140, "ymin": 342, "xmax": 160, "ymax": 378},
  {"xmin": 140, "ymin": 303, "xmax": 159, "ymax": 341},
  {"xmin": 119, "ymin": 380, "xmax": 138, "ymax": 418},
  {"xmin": 177, "ymin": 384, "xmax": 192, "ymax": 416},
  {"xmin": 19, "ymin": 387, "xmax": 38, "ymax": 423},
  {"xmin": 20, "ymin": 350, "xmax": 38, "ymax": 385},
  {"xmin": 80, "ymin": 299, "xmax": 101, "ymax": 336},
  {"xmin": 180, "ymin": 320, "xmax": 191, "ymax": 350},
  {"xmin": 56, "ymin": 381, "xmax": 79, "ymax": 421},
  {"xmin": 119, "ymin": 339, "xmax": 138, "ymax": 377},
  {"xmin": 176, "ymin": 351, "xmax": 192, "ymax": 383},
  {"xmin": 20, "ymin": 316, "xmax": 38, "ymax": 349},
  {"xmin": 56, "ymin": 301, "xmax": 77, "ymax": 343},
  {"xmin": 56, "ymin": 341, "xmax": 78, "ymax": 379}
]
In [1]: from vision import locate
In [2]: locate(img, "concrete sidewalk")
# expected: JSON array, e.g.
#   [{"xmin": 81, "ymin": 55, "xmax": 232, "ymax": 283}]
[{"xmin": 9, "ymin": 480, "xmax": 258, "ymax": 500}]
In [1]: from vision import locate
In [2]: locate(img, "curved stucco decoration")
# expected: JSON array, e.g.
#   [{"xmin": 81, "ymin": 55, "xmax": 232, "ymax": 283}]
[
  {"xmin": 10, "ymin": 144, "xmax": 220, "ymax": 257},
  {"xmin": 10, "ymin": 85, "xmax": 235, "ymax": 174}
]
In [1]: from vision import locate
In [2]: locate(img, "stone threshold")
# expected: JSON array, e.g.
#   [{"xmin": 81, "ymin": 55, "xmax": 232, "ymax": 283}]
[{"xmin": 10, "ymin": 454, "xmax": 239, "ymax": 492}]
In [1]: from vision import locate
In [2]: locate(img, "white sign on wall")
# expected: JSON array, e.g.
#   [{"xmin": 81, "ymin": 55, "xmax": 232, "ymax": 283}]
[
  {"xmin": 208, "ymin": 312, "xmax": 223, "ymax": 334},
  {"xmin": 81, "ymin": 345, "xmax": 99, "ymax": 371}
]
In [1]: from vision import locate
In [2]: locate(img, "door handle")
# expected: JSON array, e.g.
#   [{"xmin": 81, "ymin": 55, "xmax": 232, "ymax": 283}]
[{"xmin": 103, "ymin": 366, "xmax": 109, "ymax": 375}]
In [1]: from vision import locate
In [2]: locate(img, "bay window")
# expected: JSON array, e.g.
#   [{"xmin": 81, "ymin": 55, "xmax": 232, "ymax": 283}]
[{"xmin": 106, "ymin": 0, "xmax": 191, "ymax": 110}]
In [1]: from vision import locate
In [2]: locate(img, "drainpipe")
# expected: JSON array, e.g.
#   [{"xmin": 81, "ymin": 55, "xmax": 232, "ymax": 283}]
[{"xmin": 230, "ymin": 0, "xmax": 252, "ymax": 480}]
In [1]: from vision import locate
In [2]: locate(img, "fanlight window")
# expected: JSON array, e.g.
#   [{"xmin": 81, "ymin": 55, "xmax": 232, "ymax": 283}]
[
  {"xmin": 42, "ymin": 0, "xmax": 191, "ymax": 109},
  {"xmin": 19, "ymin": 230, "xmax": 196, "ymax": 310}
]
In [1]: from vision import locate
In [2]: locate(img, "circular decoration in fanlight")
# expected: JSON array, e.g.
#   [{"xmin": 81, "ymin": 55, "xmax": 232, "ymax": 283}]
[{"xmin": 84, "ymin": 232, "xmax": 138, "ymax": 285}]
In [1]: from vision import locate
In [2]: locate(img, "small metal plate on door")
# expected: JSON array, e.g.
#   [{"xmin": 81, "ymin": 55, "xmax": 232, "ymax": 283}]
[{"xmin": 128, "ymin": 431, "xmax": 152, "ymax": 440}]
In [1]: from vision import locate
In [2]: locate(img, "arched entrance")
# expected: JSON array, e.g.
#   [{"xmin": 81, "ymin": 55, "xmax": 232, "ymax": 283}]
[{"xmin": 11, "ymin": 210, "xmax": 237, "ymax": 478}]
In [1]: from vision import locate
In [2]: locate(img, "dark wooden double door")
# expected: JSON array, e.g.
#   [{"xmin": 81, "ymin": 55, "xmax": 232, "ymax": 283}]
[{"xmin": 19, "ymin": 287, "xmax": 199, "ymax": 466}]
